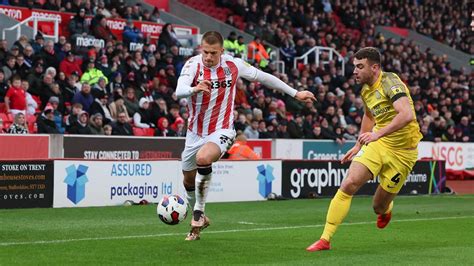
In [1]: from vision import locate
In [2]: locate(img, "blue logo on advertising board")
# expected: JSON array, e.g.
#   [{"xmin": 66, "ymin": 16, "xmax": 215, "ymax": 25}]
[
  {"xmin": 64, "ymin": 165, "xmax": 89, "ymax": 204},
  {"xmin": 257, "ymin": 164, "xmax": 275, "ymax": 198}
]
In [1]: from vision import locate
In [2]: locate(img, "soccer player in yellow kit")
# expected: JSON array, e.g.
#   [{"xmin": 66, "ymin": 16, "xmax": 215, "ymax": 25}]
[{"xmin": 307, "ymin": 47, "xmax": 423, "ymax": 251}]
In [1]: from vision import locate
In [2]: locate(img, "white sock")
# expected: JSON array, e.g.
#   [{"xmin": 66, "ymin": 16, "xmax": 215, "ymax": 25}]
[
  {"xmin": 194, "ymin": 164, "xmax": 212, "ymax": 213},
  {"xmin": 185, "ymin": 186, "xmax": 196, "ymax": 211}
]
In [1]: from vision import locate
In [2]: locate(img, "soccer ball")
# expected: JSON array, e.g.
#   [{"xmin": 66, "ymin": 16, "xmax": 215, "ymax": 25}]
[{"xmin": 157, "ymin": 195, "xmax": 188, "ymax": 225}]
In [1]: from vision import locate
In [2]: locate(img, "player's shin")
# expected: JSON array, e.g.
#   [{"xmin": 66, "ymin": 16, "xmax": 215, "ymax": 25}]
[
  {"xmin": 321, "ymin": 189, "xmax": 353, "ymax": 241},
  {"xmin": 194, "ymin": 164, "xmax": 212, "ymax": 217}
]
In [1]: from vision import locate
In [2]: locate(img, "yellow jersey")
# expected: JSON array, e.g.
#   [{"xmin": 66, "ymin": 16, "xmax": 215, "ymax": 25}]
[{"xmin": 360, "ymin": 71, "xmax": 422, "ymax": 149}]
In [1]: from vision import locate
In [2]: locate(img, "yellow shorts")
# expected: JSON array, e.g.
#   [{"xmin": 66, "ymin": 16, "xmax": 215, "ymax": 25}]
[{"xmin": 353, "ymin": 140, "xmax": 418, "ymax": 193}]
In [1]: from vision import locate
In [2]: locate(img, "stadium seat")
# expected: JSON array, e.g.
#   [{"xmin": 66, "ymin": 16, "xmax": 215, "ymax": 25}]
[
  {"xmin": 0, "ymin": 103, "xmax": 5, "ymax": 113},
  {"xmin": 26, "ymin": 114, "xmax": 37, "ymax": 133},
  {"xmin": 133, "ymin": 127, "xmax": 155, "ymax": 136}
]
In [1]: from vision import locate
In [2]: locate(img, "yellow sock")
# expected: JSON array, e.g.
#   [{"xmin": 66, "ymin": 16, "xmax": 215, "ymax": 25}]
[
  {"xmin": 385, "ymin": 201, "xmax": 393, "ymax": 214},
  {"xmin": 320, "ymin": 189, "xmax": 353, "ymax": 242}
]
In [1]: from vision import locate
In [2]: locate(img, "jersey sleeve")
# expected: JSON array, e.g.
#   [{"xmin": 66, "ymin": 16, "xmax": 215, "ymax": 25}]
[
  {"xmin": 383, "ymin": 74, "xmax": 408, "ymax": 102},
  {"xmin": 176, "ymin": 58, "xmax": 198, "ymax": 98},
  {"xmin": 233, "ymin": 57, "xmax": 258, "ymax": 81}
]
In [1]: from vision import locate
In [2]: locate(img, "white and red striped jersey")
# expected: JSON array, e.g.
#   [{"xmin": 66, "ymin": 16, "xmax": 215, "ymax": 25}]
[{"xmin": 176, "ymin": 54, "xmax": 258, "ymax": 136}]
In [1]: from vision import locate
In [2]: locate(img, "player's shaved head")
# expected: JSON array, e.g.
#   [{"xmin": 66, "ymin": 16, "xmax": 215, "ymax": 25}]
[
  {"xmin": 202, "ymin": 31, "xmax": 224, "ymax": 47},
  {"xmin": 354, "ymin": 47, "xmax": 381, "ymax": 66}
]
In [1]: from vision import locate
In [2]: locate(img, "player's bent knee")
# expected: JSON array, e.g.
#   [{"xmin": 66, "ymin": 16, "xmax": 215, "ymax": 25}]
[
  {"xmin": 196, "ymin": 155, "xmax": 212, "ymax": 166},
  {"xmin": 340, "ymin": 177, "xmax": 359, "ymax": 195}
]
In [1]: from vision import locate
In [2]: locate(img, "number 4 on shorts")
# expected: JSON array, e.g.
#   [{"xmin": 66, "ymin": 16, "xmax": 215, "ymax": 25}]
[{"xmin": 391, "ymin": 173, "xmax": 401, "ymax": 184}]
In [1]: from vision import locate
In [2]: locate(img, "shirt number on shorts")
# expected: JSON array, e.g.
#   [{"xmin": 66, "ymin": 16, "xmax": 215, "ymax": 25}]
[{"xmin": 390, "ymin": 173, "xmax": 401, "ymax": 184}]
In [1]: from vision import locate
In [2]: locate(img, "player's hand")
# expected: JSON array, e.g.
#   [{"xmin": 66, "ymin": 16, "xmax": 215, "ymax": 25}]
[
  {"xmin": 295, "ymin": 91, "xmax": 317, "ymax": 103},
  {"xmin": 358, "ymin": 131, "xmax": 381, "ymax": 146},
  {"xmin": 341, "ymin": 143, "xmax": 361, "ymax": 164},
  {"xmin": 193, "ymin": 80, "xmax": 211, "ymax": 94}
]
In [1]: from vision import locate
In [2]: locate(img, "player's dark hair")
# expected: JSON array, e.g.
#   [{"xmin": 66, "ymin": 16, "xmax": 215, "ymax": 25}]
[
  {"xmin": 202, "ymin": 31, "xmax": 224, "ymax": 46},
  {"xmin": 354, "ymin": 47, "xmax": 381, "ymax": 65}
]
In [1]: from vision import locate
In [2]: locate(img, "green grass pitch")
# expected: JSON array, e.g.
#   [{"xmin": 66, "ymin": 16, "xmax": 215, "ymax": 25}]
[{"xmin": 0, "ymin": 195, "xmax": 473, "ymax": 265}]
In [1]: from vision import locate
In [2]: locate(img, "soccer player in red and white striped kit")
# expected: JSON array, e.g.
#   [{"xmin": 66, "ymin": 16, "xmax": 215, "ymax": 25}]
[{"xmin": 176, "ymin": 31, "xmax": 316, "ymax": 240}]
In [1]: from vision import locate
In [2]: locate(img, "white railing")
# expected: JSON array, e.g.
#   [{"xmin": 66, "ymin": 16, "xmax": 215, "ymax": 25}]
[
  {"xmin": 293, "ymin": 46, "xmax": 345, "ymax": 74},
  {"xmin": 2, "ymin": 16, "xmax": 59, "ymax": 42},
  {"xmin": 272, "ymin": 60, "xmax": 285, "ymax": 75}
]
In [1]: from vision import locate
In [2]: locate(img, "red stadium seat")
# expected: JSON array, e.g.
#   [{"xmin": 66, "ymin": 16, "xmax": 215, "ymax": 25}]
[
  {"xmin": 0, "ymin": 103, "xmax": 5, "ymax": 113},
  {"xmin": 133, "ymin": 127, "xmax": 155, "ymax": 136}
]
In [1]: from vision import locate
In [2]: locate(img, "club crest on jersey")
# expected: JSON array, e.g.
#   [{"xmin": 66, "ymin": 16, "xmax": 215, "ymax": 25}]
[{"xmin": 223, "ymin": 67, "xmax": 231, "ymax": 76}]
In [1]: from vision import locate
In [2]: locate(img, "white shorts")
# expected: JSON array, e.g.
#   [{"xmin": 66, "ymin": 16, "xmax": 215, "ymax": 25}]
[{"xmin": 181, "ymin": 129, "xmax": 236, "ymax": 171}]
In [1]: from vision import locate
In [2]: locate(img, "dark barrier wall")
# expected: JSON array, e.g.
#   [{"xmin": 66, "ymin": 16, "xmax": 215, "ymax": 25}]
[
  {"xmin": 0, "ymin": 160, "xmax": 54, "ymax": 208},
  {"xmin": 63, "ymin": 136, "xmax": 185, "ymax": 159},
  {"xmin": 282, "ymin": 160, "xmax": 445, "ymax": 198}
]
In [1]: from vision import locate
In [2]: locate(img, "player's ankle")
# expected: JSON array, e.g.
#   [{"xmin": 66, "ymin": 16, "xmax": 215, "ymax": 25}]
[{"xmin": 193, "ymin": 210, "xmax": 203, "ymax": 221}]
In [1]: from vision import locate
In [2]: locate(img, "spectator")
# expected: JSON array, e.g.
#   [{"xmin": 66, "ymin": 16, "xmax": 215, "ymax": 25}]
[
  {"xmin": 96, "ymin": 55, "xmax": 112, "ymax": 82},
  {"xmin": 442, "ymin": 125, "xmax": 458, "ymax": 142},
  {"xmin": 122, "ymin": 19, "xmax": 143, "ymax": 45},
  {"xmin": 158, "ymin": 23, "xmax": 180, "ymax": 48},
  {"xmin": 69, "ymin": 111, "xmax": 92, "ymax": 135},
  {"xmin": 15, "ymin": 54, "xmax": 30, "ymax": 78},
  {"xmin": 133, "ymin": 97, "xmax": 153, "ymax": 128},
  {"xmin": 224, "ymin": 31, "xmax": 238, "ymax": 56},
  {"xmin": 43, "ymin": 0, "xmax": 60, "ymax": 11},
  {"xmin": 309, "ymin": 124, "xmax": 325, "ymax": 139},
  {"xmin": 7, "ymin": 113, "xmax": 28, "ymax": 134},
  {"xmin": 343, "ymin": 125, "xmax": 358, "ymax": 140},
  {"xmin": 80, "ymin": 60, "xmax": 108, "ymax": 86},
  {"xmin": 149, "ymin": 7, "xmax": 164, "ymax": 24},
  {"xmin": 91, "ymin": 14, "xmax": 116, "ymax": 41},
  {"xmin": 2, "ymin": 55, "xmax": 16, "ymax": 81},
  {"xmin": 123, "ymin": 87, "xmax": 139, "ymax": 116},
  {"xmin": 73, "ymin": 83, "xmax": 94, "ymax": 112},
  {"xmin": 288, "ymin": 115, "xmax": 304, "ymax": 138},
  {"xmin": 276, "ymin": 120, "xmax": 290, "ymax": 138},
  {"xmin": 40, "ymin": 40, "xmax": 60, "ymax": 70},
  {"xmin": 112, "ymin": 111, "xmax": 133, "ymax": 135},
  {"xmin": 0, "ymin": 70, "xmax": 8, "ymax": 102},
  {"xmin": 26, "ymin": 63, "xmax": 44, "ymax": 97},
  {"xmin": 154, "ymin": 117, "xmax": 176, "ymax": 137},
  {"xmin": 244, "ymin": 119, "xmax": 259, "ymax": 139},
  {"xmin": 103, "ymin": 124, "xmax": 112, "ymax": 135},
  {"xmin": 24, "ymin": 81, "xmax": 38, "ymax": 115},
  {"xmin": 68, "ymin": 8, "xmax": 90, "ymax": 39},
  {"xmin": 226, "ymin": 133, "xmax": 261, "ymax": 160},
  {"xmin": 109, "ymin": 94, "xmax": 130, "ymax": 122},
  {"xmin": 48, "ymin": 96, "xmax": 65, "ymax": 133},
  {"xmin": 36, "ymin": 104, "xmax": 59, "ymax": 134},
  {"xmin": 65, "ymin": 103, "xmax": 83, "ymax": 132},
  {"xmin": 5, "ymin": 76, "xmax": 26, "ymax": 115},
  {"xmin": 321, "ymin": 118, "xmax": 344, "ymax": 145},
  {"xmin": 92, "ymin": 77, "xmax": 108, "ymax": 98},
  {"xmin": 89, "ymin": 113, "xmax": 105, "ymax": 135},
  {"xmin": 89, "ymin": 91, "xmax": 112, "ymax": 124},
  {"xmin": 108, "ymin": 72, "xmax": 125, "ymax": 95},
  {"xmin": 247, "ymin": 36, "xmax": 270, "ymax": 68},
  {"xmin": 59, "ymin": 51, "xmax": 83, "ymax": 78}
]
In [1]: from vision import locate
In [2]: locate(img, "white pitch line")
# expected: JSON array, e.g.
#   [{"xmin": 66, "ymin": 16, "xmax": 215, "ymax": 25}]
[{"xmin": 1, "ymin": 215, "xmax": 473, "ymax": 247}]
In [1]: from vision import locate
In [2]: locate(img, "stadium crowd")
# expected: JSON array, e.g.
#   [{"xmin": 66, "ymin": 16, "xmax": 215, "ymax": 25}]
[{"xmin": 0, "ymin": 0, "xmax": 471, "ymax": 143}]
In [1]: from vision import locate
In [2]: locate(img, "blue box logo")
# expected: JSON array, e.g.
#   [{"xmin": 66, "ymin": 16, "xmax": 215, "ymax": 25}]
[
  {"xmin": 256, "ymin": 164, "xmax": 275, "ymax": 198},
  {"xmin": 64, "ymin": 164, "xmax": 89, "ymax": 204}
]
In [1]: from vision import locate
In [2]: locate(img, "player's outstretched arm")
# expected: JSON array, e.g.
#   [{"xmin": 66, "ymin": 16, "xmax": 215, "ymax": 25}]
[
  {"xmin": 255, "ymin": 70, "xmax": 316, "ymax": 102},
  {"xmin": 235, "ymin": 58, "xmax": 316, "ymax": 102}
]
